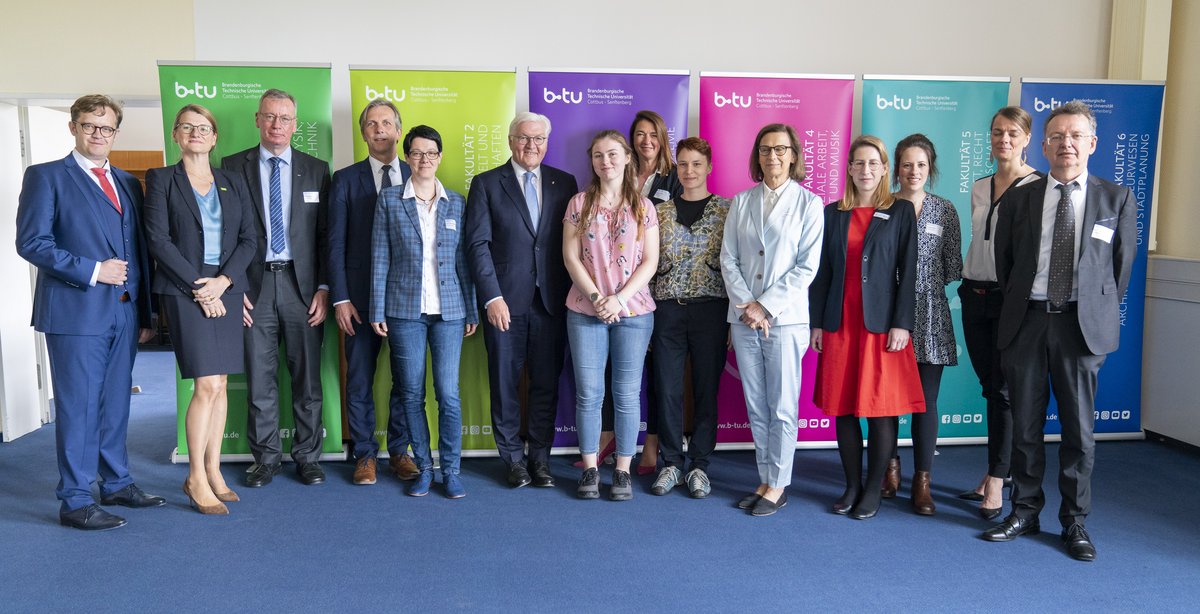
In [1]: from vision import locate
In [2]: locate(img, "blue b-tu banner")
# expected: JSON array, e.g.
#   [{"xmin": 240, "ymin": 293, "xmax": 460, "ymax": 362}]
[{"xmin": 1020, "ymin": 79, "xmax": 1164, "ymax": 436}]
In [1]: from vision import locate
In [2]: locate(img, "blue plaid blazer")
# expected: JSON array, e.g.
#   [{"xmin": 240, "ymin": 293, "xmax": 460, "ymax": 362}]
[{"xmin": 369, "ymin": 183, "xmax": 477, "ymax": 324}]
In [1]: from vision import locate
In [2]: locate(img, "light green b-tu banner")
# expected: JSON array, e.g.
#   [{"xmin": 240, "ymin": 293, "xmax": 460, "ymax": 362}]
[
  {"xmin": 348, "ymin": 66, "xmax": 516, "ymax": 453},
  {"xmin": 157, "ymin": 61, "xmax": 342, "ymax": 460},
  {"xmin": 861, "ymin": 76, "xmax": 1010, "ymax": 441}
]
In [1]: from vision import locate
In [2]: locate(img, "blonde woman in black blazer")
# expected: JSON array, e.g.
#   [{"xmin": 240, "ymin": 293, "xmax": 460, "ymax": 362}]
[
  {"xmin": 144, "ymin": 104, "xmax": 259, "ymax": 515},
  {"xmin": 810, "ymin": 135, "xmax": 925, "ymax": 520}
]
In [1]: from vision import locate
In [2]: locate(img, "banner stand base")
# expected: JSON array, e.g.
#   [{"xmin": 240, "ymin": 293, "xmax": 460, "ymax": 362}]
[{"xmin": 169, "ymin": 431, "xmax": 1143, "ymax": 464}]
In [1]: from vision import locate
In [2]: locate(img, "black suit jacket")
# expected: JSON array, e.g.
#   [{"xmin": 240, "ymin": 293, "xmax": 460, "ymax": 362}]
[
  {"xmin": 143, "ymin": 163, "xmax": 260, "ymax": 297},
  {"xmin": 328, "ymin": 158, "xmax": 411, "ymax": 309},
  {"xmin": 994, "ymin": 174, "xmax": 1136, "ymax": 354},
  {"xmin": 646, "ymin": 169, "xmax": 683, "ymax": 205},
  {"xmin": 220, "ymin": 146, "xmax": 331, "ymax": 305},
  {"xmin": 810, "ymin": 199, "xmax": 918, "ymax": 333},
  {"xmin": 464, "ymin": 159, "xmax": 579, "ymax": 316}
]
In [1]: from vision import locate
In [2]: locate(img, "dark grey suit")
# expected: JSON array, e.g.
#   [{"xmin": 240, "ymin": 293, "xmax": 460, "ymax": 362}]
[
  {"xmin": 221, "ymin": 146, "xmax": 331, "ymax": 465},
  {"xmin": 994, "ymin": 173, "xmax": 1136, "ymax": 528}
]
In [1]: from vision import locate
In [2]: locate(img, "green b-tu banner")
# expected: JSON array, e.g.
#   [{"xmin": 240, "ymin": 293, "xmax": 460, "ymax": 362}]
[
  {"xmin": 348, "ymin": 66, "xmax": 516, "ymax": 453},
  {"xmin": 157, "ymin": 61, "xmax": 342, "ymax": 460}
]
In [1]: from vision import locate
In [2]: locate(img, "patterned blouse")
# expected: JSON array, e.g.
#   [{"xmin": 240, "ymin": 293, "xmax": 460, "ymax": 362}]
[
  {"xmin": 653, "ymin": 194, "xmax": 731, "ymax": 301},
  {"xmin": 913, "ymin": 193, "xmax": 962, "ymax": 365},
  {"xmin": 563, "ymin": 192, "xmax": 659, "ymax": 317}
]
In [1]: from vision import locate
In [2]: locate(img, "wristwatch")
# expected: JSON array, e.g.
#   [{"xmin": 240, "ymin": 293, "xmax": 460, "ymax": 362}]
[{"xmin": 589, "ymin": 291, "xmax": 601, "ymax": 303}]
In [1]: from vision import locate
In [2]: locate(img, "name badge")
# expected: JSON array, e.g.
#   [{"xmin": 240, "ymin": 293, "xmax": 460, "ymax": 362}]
[
  {"xmin": 654, "ymin": 189, "xmax": 671, "ymax": 202},
  {"xmin": 925, "ymin": 223, "xmax": 943, "ymax": 236},
  {"xmin": 873, "ymin": 211, "xmax": 890, "ymax": 220},
  {"xmin": 1091, "ymin": 224, "xmax": 1114, "ymax": 243},
  {"xmin": 445, "ymin": 219, "xmax": 457, "ymax": 231},
  {"xmin": 303, "ymin": 191, "xmax": 320, "ymax": 203}
]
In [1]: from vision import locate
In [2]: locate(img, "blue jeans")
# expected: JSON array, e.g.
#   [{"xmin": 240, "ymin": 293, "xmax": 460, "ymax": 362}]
[
  {"xmin": 566, "ymin": 311, "xmax": 654, "ymax": 458},
  {"xmin": 387, "ymin": 315, "xmax": 464, "ymax": 475}
]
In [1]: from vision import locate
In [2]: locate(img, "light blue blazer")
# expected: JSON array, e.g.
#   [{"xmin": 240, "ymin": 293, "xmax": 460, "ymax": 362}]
[
  {"xmin": 369, "ymin": 181, "xmax": 477, "ymax": 325},
  {"xmin": 720, "ymin": 180, "xmax": 825, "ymax": 327}
]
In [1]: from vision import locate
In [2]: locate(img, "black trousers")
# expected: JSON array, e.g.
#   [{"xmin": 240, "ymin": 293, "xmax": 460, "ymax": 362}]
[
  {"xmin": 482, "ymin": 291, "xmax": 567, "ymax": 466},
  {"xmin": 651, "ymin": 299, "xmax": 729, "ymax": 470},
  {"xmin": 959, "ymin": 280, "xmax": 1011, "ymax": 478},
  {"xmin": 244, "ymin": 268, "xmax": 325, "ymax": 465},
  {"xmin": 1000, "ymin": 304, "xmax": 1103, "ymax": 529}
]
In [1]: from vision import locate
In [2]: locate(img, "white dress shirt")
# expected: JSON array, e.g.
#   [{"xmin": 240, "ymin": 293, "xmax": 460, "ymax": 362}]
[
  {"xmin": 72, "ymin": 149, "xmax": 119, "ymax": 286},
  {"xmin": 1031, "ymin": 171, "xmax": 1088, "ymax": 301},
  {"xmin": 368, "ymin": 155, "xmax": 402, "ymax": 194},
  {"xmin": 403, "ymin": 179, "xmax": 449, "ymax": 315}
]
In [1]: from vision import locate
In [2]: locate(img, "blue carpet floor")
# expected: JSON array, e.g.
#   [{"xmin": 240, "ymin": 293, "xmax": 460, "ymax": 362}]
[{"xmin": 1, "ymin": 348, "xmax": 1198, "ymax": 612}]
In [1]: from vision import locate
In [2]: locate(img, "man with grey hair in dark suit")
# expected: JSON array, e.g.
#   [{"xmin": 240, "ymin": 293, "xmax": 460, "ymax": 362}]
[
  {"xmin": 986, "ymin": 100, "xmax": 1137, "ymax": 562},
  {"xmin": 222, "ymin": 88, "xmax": 331, "ymax": 488}
]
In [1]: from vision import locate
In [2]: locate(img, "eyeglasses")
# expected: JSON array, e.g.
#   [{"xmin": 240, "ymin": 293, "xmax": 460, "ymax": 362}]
[
  {"xmin": 513, "ymin": 135, "xmax": 547, "ymax": 146},
  {"xmin": 1045, "ymin": 132, "xmax": 1094, "ymax": 146},
  {"xmin": 757, "ymin": 145, "xmax": 792, "ymax": 157},
  {"xmin": 72, "ymin": 122, "xmax": 117, "ymax": 138},
  {"xmin": 256, "ymin": 113, "xmax": 295, "ymax": 126},
  {"xmin": 176, "ymin": 123, "xmax": 214, "ymax": 136},
  {"xmin": 408, "ymin": 151, "xmax": 441, "ymax": 160},
  {"xmin": 849, "ymin": 160, "xmax": 884, "ymax": 172}
]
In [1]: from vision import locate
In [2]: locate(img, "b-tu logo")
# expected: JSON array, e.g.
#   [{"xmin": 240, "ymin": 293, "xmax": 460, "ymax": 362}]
[
  {"xmin": 875, "ymin": 94, "xmax": 912, "ymax": 110},
  {"xmin": 175, "ymin": 81, "xmax": 217, "ymax": 99},
  {"xmin": 365, "ymin": 85, "xmax": 405, "ymax": 103},
  {"xmin": 1033, "ymin": 96, "xmax": 1063, "ymax": 112},
  {"xmin": 542, "ymin": 88, "xmax": 582, "ymax": 104},
  {"xmin": 713, "ymin": 92, "xmax": 752, "ymax": 108}
]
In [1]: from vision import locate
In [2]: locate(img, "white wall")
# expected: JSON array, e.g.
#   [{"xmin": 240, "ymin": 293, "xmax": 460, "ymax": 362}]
[
  {"xmin": 0, "ymin": 103, "xmax": 44, "ymax": 440},
  {"xmin": 193, "ymin": 0, "xmax": 1113, "ymax": 169}
]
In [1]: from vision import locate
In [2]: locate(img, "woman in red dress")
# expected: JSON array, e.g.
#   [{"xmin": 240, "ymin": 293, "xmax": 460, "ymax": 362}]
[{"xmin": 810, "ymin": 135, "xmax": 925, "ymax": 520}]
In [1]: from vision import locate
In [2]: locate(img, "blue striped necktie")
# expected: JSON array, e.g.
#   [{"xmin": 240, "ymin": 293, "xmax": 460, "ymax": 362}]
[{"xmin": 269, "ymin": 157, "xmax": 286, "ymax": 254}]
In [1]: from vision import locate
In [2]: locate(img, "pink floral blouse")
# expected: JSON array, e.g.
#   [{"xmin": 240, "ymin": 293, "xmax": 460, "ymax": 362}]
[{"xmin": 563, "ymin": 192, "xmax": 658, "ymax": 317}]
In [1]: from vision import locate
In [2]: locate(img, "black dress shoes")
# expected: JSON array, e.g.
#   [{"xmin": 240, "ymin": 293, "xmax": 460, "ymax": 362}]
[
  {"xmin": 297, "ymin": 462, "xmax": 326, "ymax": 485},
  {"xmin": 245, "ymin": 462, "xmax": 281, "ymax": 487},
  {"xmin": 100, "ymin": 484, "xmax": 166, "ymax": 508},
  {"xmin": 529, "ymin": 461, "xmax": 555, "ymax": 488},
  {"xmin": 982, "ymin": 514, "xmax": 1040, "ymax": 542},
  {"xmin": 60, "ymin": 504, "xmax": 127, "ymax": 531},
  {"xmin": 507, "ymin": 462, "xmax": 532, "ymax": 488},
  {"xmin": 832, "ymin": 488, "xmax": 859, "ymax": 515},
  {"xmin": 1062, "ymin": 524, "xmax": 1097, "ymax": 562}
]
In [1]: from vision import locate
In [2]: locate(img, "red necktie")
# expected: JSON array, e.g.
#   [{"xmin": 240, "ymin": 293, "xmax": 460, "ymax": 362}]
[{"xmin": 90, "ymin": 167, "xmax": 122, "ymax": 214}]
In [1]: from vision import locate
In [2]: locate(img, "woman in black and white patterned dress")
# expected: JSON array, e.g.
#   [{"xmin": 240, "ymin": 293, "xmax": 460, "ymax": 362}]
[{"xmin": 882, "ymin": 134, "xmax": 961, "ymax": 515}]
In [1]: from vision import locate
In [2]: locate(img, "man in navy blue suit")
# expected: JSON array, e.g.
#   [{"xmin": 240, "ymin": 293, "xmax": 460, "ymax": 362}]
[
  {"xmin": 16, "ymin": 94, "xmax": 165, "ymax": 530},
  {"xmin": 465, "ymin": 112, "xmax": 578, "ymax": 488},
  {"xmin": 328, "ymin": 98, "xmax": 418, "ymax": 485}
]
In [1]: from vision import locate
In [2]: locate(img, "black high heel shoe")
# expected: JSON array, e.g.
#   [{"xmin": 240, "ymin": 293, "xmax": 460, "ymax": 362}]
[{"xmin": 978, "ymin": 477, "xmax": 1010, "ymax": 520}]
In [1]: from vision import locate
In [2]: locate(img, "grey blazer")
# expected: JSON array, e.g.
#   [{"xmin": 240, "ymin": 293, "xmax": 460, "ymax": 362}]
[
  {"xmin": 220, "ymin": 146, "xmax": 331, "ymax": 305},
  {"xmin": 994, "ymin": 174, "xmax": 1137, "ymax": 355}
]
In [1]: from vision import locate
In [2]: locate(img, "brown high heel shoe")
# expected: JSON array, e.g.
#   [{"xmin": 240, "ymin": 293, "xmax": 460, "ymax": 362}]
[
  {"xmin": 183, "ymin": 480, "xmax": 229, "ymax": 515},
  {"xmin": 911, "ymin": 470, "xmax": 935, "ymax": 515},
  {"xmin": 213, "ymin": 489, "xmax": 240, "ymax": 503}
]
